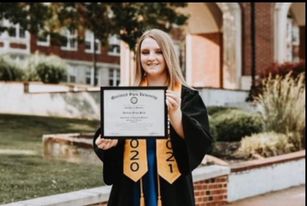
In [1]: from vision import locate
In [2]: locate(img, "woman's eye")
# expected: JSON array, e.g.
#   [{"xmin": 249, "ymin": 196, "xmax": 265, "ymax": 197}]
[
  {"xmin": 141, "ymin": 50, "xmax": 149, "ymax": 55},
  {"xmin": 156, "ymin": 50, "xmax": 163, "ymax": 54}
]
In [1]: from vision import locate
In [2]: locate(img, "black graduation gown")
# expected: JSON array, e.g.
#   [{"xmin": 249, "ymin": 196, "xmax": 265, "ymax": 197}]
[{"xmin": 93, "ymin": 85, "xmax": 213, "ymax": 206}]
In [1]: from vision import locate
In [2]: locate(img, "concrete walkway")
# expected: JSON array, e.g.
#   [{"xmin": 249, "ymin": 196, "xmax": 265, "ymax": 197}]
[
  {"xmin": 226, "ymin": 185, "xmax": 305, "ymax": 206},
  {"xmin": 0, "ymin": 149, "xmax": 37, "ymax": 155}
]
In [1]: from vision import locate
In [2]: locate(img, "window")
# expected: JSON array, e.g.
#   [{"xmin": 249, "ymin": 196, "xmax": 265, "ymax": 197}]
[
  {"xmin": 69, "ymin": 75, "xmax": 76, "ymax": 83},
  {"xmin": 108, "ymin": 35, "xmax": 120, "ymax": 56},
  {"xmin": 61, "ymin": 28, "xmax": 77, "ymax": 51},
  {"xmin": 37, "ymin": 30, "xmax": 50, "ymax": 46},
  {"xmin": 7, "ymin": 23, "xmax": 26, "ymax": 39},
  {"xmin": 85, "ymin": 30, "xmax": 101, "ymax": 53},
  {"xmin": 86, "ymin": 71, "xmax": 91, "ymax": 85},
  {"xmin": 67, "ymin": 65, "xmax": 78, "ymax": 83},
  {"xmin": 19, "ymin": 28, "xmax": 26, "ymax": 38},
  {"xmin": 8, "ymin": 28, "xmax": 16, "ymax": 37},
  {"xmin": 108, "ymin": 68, "xmax": 120, "ymax": 86}
]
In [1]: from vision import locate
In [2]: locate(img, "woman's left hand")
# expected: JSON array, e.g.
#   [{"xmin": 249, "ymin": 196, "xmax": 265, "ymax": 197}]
[
  {"xmin": 166, "ymin": 90, "xmax": 181, "ymax": 116},
  {"xmin": 166, "ymin": 89, "xmax": 184, "ymax": 138}
]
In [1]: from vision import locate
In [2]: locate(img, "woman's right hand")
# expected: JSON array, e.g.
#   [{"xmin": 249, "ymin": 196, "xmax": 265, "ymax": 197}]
[{"xmin": 95, "ymin": 135, "xmax": 118, "ymax": 150}]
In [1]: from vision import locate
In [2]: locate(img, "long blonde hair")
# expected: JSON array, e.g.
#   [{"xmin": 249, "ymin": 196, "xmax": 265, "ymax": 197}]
[{"xmin": 133, "ymin": 29, "xmax": 188, "ymax": 89}]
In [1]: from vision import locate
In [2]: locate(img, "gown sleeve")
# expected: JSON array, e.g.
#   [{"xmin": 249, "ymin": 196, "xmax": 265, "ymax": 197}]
[
  {"xmin": 170, "ymin": 87, "xmax": 213, "ymax": 174},
  {"xmin": 93, "ymin": 128, "xmax": 124, "ymax": 185}
]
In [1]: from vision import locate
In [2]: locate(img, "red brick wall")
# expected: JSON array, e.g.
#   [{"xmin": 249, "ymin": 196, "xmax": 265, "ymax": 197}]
[
  {"xmin": 198, "ymin": 33, "xmax": 223, "ymax": 88},
  {"xmin": 241, "ymin": 3, "xmax": 252, "ymax": 76},
  {"xmin": 91, "ymin": 175, "xmax": 228, "ymax": 206},
  {"xmin": 194, "ymin": 176, "xmax": 228, "ymax": 206},
  {"xmin": 255, "ymin": 3, "xmax": 275, "ymax": 74},
  {"xmin": 190, "ymin": 33, "xmax": 223, "ymax": 88},
  {"xmin": 241, "ymin": 3, "xmax": 275, "ymax": 76},
  {"xmin": 30, "ymin": 35, "xmax": 119, "ymax": 65},
  {"xmin": 10, "ymin": 42, "xmax": 27, "ymax": 49}
]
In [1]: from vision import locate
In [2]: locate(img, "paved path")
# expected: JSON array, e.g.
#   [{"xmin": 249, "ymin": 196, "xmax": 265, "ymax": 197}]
[
  {"xmin": 226, "ymin": 185, "xmax": 305, "ymax": 206},
  {"xmin": 0, "ymin": 149, "xmax": 36, "ymax": 155}
]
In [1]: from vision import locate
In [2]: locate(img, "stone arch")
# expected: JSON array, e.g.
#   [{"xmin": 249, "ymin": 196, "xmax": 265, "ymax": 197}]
[
  {"xmin": 274, "ymin": 3, "xmax": 292, "ymax": 63},
  {"xmin": 275, "ymin": 3, "xmax": 305, "ymax": 63},
  {"xmin": 216, "ymin": 3, "xmax": 242, "ymax": 89},
  {"xmin": 185, "ymin": 3, "xmax": 242, "ymax": 89}
]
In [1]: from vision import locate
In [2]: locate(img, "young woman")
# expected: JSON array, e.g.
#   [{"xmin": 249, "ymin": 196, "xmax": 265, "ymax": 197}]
[{"xmin": 93, "ymin": 29, "xmax": 213, "ymax": 206}]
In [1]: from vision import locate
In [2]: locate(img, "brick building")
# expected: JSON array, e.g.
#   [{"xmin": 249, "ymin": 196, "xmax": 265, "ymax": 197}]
[
  {"xmin": 0, "ymin": 3, "xmax": 305, "ymax": 90},
  {"xmin": 0, "ymin": 21, "xmax": 121, "ymax": 87}
]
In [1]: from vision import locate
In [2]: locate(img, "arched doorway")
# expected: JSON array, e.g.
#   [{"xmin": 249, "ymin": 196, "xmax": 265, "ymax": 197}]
[
  {"xmin": 183, "ymin": 3, "xmax": 242, "ymax": 89},
  {"xmin": 274, "ymin": 3, "xmax": 305, "ymax": 63}
]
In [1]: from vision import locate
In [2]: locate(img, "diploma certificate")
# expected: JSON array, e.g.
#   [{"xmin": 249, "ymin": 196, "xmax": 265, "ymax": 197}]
[{"xmin": 101, "ymin": 87, "xmax": 167, "ymax": 138}]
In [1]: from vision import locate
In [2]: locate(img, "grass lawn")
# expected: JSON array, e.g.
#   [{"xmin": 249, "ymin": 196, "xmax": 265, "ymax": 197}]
[{"xmin": 0, "ymin": 114, "xmax": 104, "ymax": 204}]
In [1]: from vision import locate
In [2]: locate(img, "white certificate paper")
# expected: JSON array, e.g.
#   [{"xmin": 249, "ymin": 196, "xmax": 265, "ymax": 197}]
[{"xmin": 101, "ymin": 87, "xmax": 167, "ymax": 138}]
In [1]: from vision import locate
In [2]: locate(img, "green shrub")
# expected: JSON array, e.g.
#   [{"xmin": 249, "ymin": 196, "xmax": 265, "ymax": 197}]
[
  {"xmin": 208, "ymin": 115, "xmax": 218, "ymax": 141},
  {"xmin": 256, "ymin": 73, "xmax": 305, "ymax": 138},
  {"xmin": 0, "ymin": 56, "xmax": 24, "ymax": 81},
  {"xmin": 207, "ymin": 106, "xmax": 237, "ymax": 116},
  {"xmin": 212, "ymin": 109, "xmax": 263, "ymax": 142},
  {"xmin": 0, "ymin": 53, "xmax": 68, "ymax": 83},
  {"xmin": 235, "ymin": 132, "xmax": 299, "ymax": 158},
  {"xmin": 23, "ymin": 67, "xmax": 41, "ymax": 81},
  {"xmin": 31, "ymin": 54, "xmax": 68, "ymax": 84},
  {"xmin": 21, "ymin": 53, "xmax": 42, "ymax": 81},
  {"xmin": 36, "ymin": 62, "xmax": 67, "ymax": 83}
]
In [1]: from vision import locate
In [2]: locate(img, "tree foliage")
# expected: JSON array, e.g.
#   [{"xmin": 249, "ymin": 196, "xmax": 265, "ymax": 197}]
[{"xmin": 0, "ymin": 3, "xmax": 188, "ymax": 49}]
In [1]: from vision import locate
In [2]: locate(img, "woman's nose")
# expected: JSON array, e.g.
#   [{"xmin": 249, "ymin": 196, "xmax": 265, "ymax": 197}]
[{"xmin": 148, "ymin": 52, "xmax": 156, "ymax": 60}]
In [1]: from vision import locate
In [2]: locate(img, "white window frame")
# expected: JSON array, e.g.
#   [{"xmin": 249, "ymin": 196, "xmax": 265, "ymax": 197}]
[
  {"xmin": 85, "ymin": 69, "xmax": 92, "ymax": 85},
  {"xmin": 0, "ymin": 20, "xmax": 27, "ymax": 41},
  {"xmin": 85, "ymin": 30, "xmax": 101, "ymax": 54},
  {"xmin": 108, "ymin": 35, "xmax": 120, "ymax": 56},
  {"xmin": 67, "ymin": 65, "xmax": 78, "ymax": 83},
  {"xmin": 37, "ymin": 31, "xmax": 50, "ymax": 47},
  {"xmin": 108, "ymin": 68, "xmax": 120, "ymax": 86},
  {"xmin": 60, "ymin": 28, "xmax": 78, "ymax": 51},
  {"xmin": 0, "ymin": 19, "xmax": 30, "ymax": 53},
  {"xmin": 9, "ymin": 24, "xmax": 26, "ymax": 40}
]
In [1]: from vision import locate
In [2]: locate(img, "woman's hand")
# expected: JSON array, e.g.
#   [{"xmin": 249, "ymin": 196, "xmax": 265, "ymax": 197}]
[
  {"xmin": 95, "ymin": 135, "xmax": 118, "ymax": 150},
  {"xmin": 166, "ymin": 89, "xmax": 184, "ymax": 138},
  {"xmin": 166, "ymin": 90, "xmax": 181, "ymax": 116}
]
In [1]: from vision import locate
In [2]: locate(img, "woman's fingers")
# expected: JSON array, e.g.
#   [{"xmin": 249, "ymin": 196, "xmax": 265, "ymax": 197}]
[
  {"xmin": 166, "ymin": 96, "xmax": 178, "ymax": 109},
  {"xmin": 96, "ymin": 137, "xmax": 118, "ymax": 150},
  {"xmin": 105, "ymin": 139, "xmax": 113, "ymax": 149},
  {"xmin": 95, "ymin": 135, "xmax": 103, "ymax": 145},
  {"xmin": 166, "ymin": 91, "xmax": 181, "ymax": 103},
  {"xmin": 166, "ymin": 90, "xmax": 181, "ymax": 111},
  {"xmin": 110, "ymin": 139, "xmax": 118, "ymax": 148}
]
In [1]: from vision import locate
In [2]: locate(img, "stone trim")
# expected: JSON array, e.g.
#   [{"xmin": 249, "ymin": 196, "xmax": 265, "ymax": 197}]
[{"xmin": 230, "ymin": 150, "xmax": 305, "ymax": 172}]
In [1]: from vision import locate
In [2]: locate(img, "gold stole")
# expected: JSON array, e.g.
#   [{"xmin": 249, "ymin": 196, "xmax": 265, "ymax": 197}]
[{"xmin": 123, "ymin": 79, "xmax": 182, "ymax": 184}]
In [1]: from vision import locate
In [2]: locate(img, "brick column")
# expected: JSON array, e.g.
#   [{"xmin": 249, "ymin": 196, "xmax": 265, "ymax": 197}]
[{"xmin": 194, "ymin": 175, "xmax": 228, "ymax": 206}]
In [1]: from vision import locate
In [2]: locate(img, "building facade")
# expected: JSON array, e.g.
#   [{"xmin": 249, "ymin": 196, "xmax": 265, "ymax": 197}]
[
  {"xmin": 0, "ymin": 3, "xmax": 305, "ymax": 89},
  {"xmin": 0, "ymin": 20, "xmax": 121, "ymax": 87},
  {"xmin": 121, "ymin": 3, "xmax": 305, "ymax": 90},
  {"xmin": 179, "ymin": 2, "xmax": 305, "ymax": 90}
]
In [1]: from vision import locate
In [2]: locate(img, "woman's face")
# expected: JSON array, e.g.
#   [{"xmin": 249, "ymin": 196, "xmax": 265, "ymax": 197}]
[{"xmin": 140, "ymin": 37, "xmax": 167, "ymax": 78}]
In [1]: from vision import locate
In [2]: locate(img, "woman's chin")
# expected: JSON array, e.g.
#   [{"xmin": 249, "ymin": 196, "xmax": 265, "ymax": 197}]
[{"xmin": 146, "ymin": 69, "xmax": 160, "ymax": 75}]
